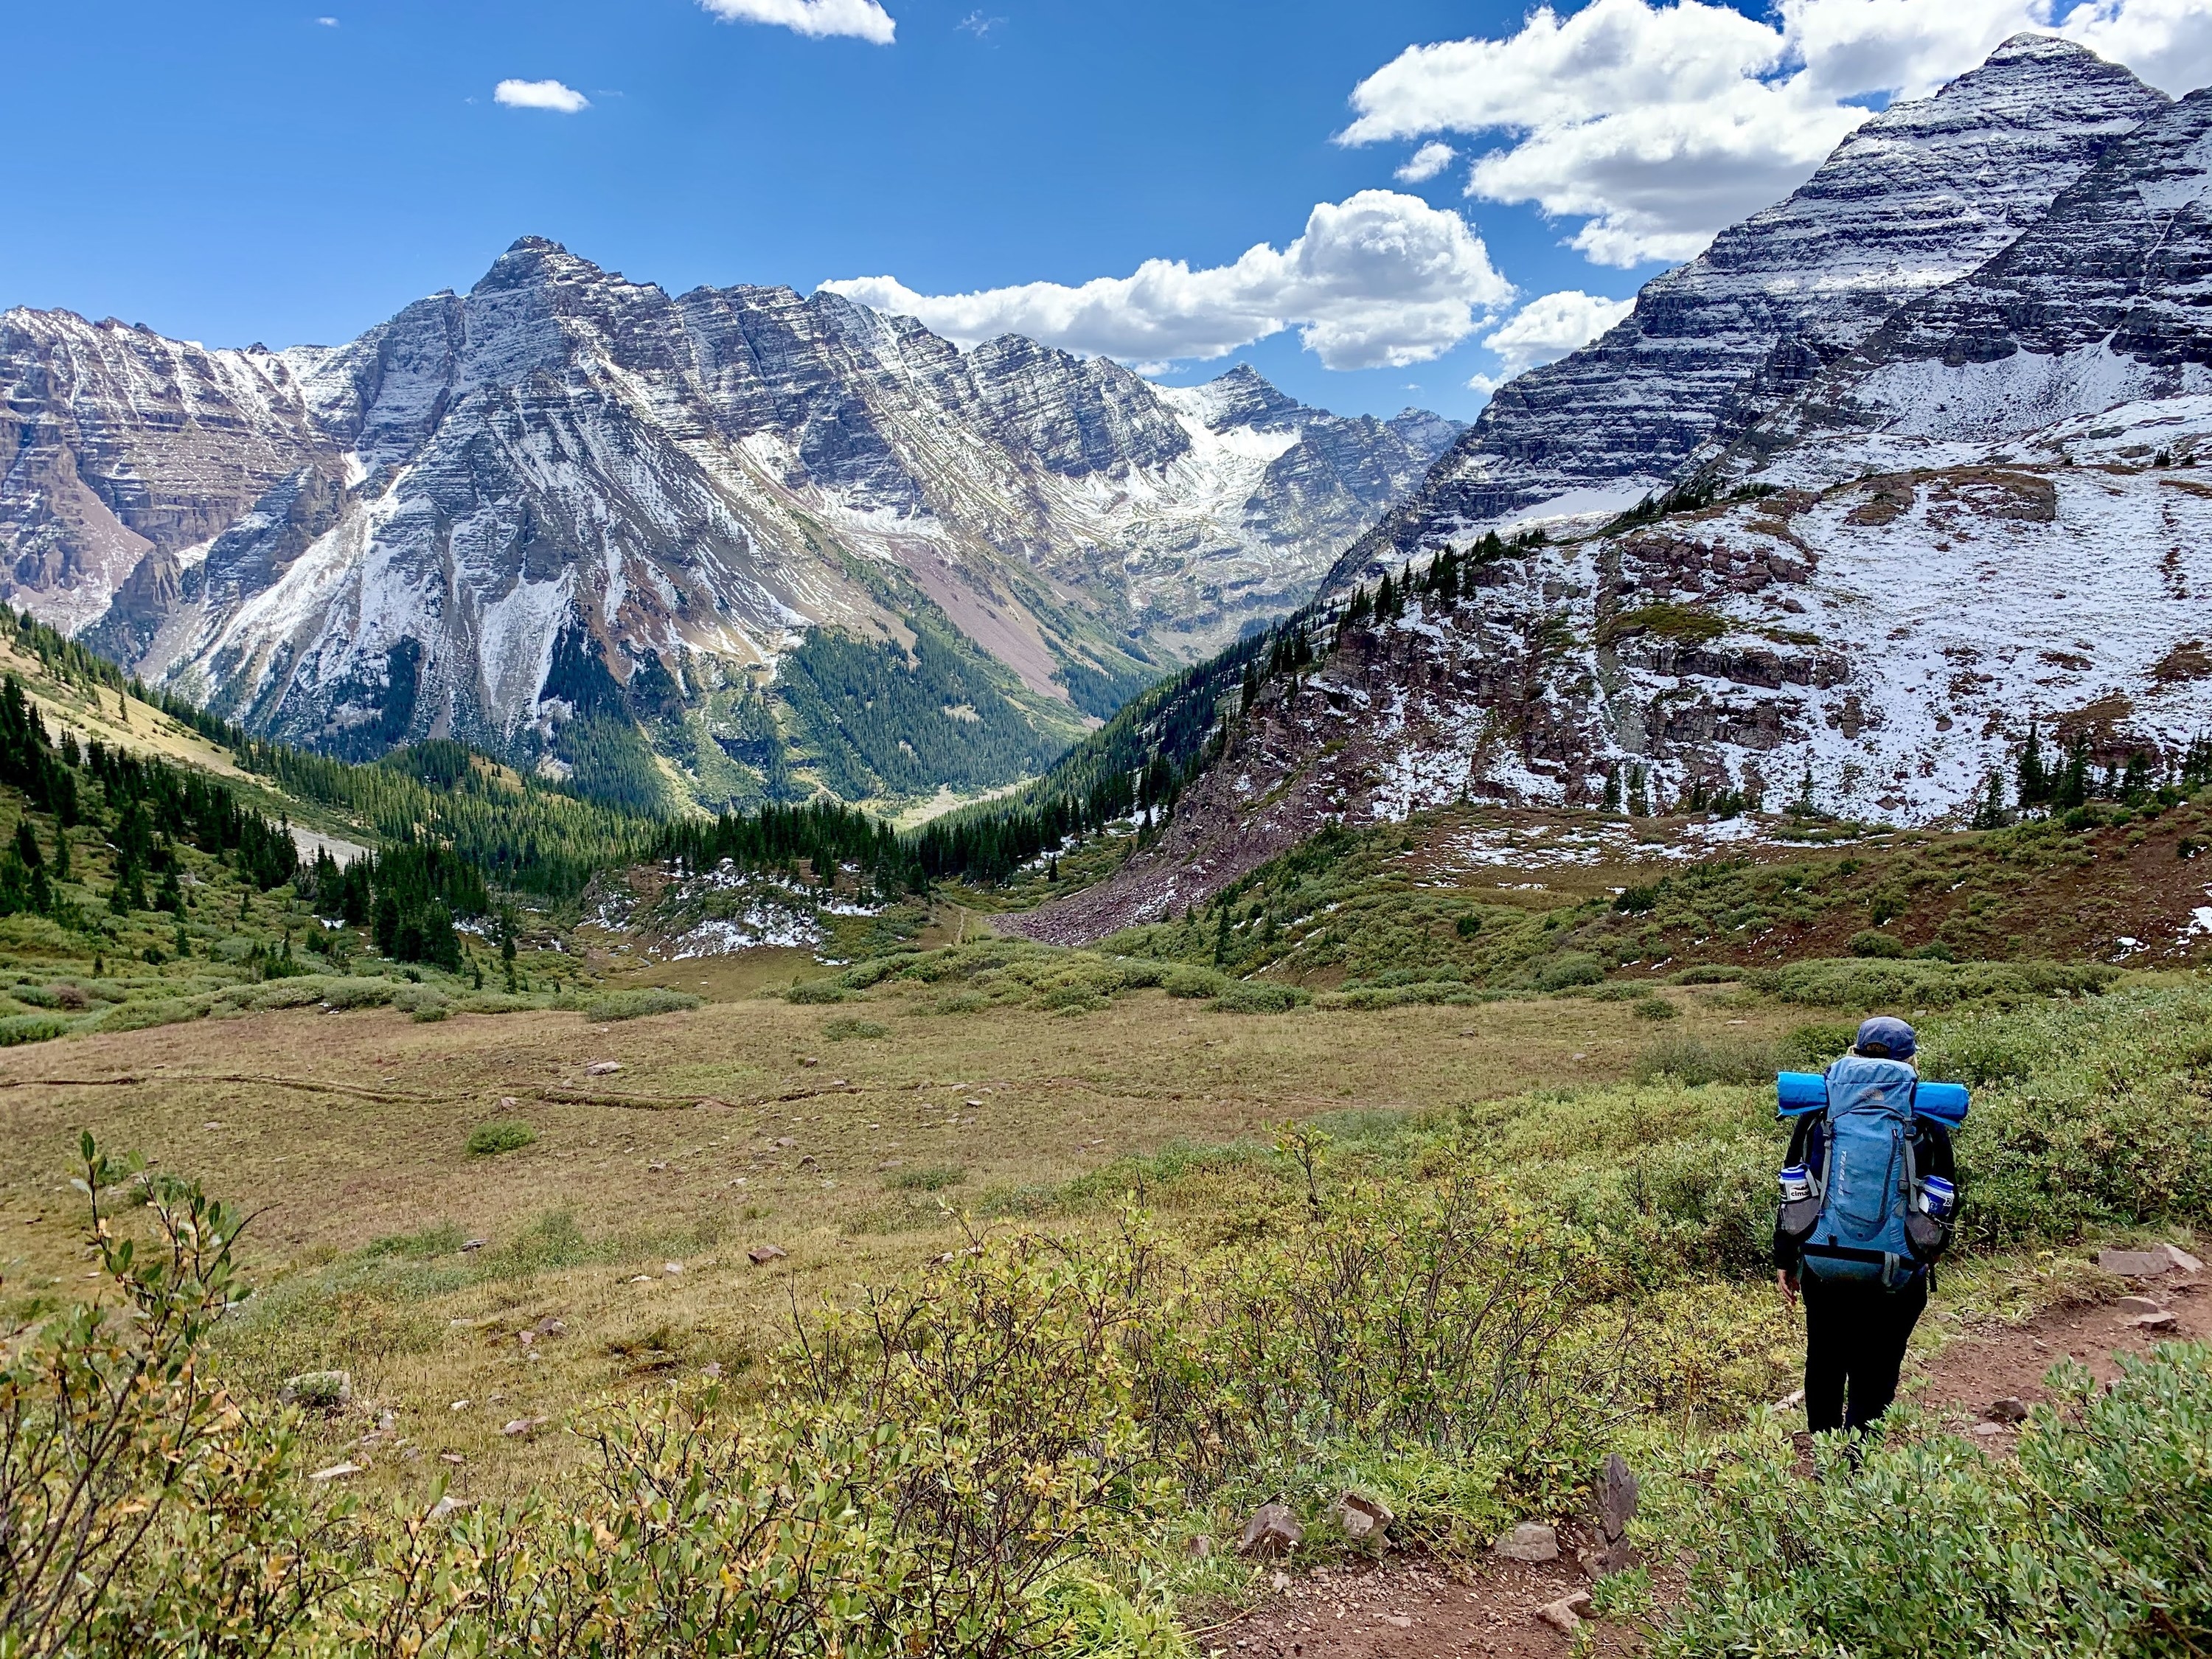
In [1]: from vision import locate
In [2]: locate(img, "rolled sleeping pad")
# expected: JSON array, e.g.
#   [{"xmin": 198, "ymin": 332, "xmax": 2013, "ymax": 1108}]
[
  {"xmin": 1916, "ymin": 1080, "xmax": 1969, "ymax": 1127},
  {"xmin": 1775, "ymin": 1071, "xmax": 1969, "ymax": 1124},
  {"xmin": 1777, "ymin": 1072, "xmax": 1827, "ymax": 1116}
]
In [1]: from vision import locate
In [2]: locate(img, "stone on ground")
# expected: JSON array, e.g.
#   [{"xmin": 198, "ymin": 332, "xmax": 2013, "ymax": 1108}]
[
  {"xmin": 1238, "ymin": 1501, "xmax": 1304, "ymax": 1558},
  {"xmin": 1494, "ymin": 1521, "xmax": 1559, "ymax": 1562}
]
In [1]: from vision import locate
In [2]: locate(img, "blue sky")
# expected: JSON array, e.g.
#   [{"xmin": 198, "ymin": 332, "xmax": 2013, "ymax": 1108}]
[{"xmin": 5, "ymin": 0, "xmax": 2203, "ymax": 421}]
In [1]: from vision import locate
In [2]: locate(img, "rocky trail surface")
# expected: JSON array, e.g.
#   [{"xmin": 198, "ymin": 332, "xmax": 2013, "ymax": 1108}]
[{"xmin": 1205, "ymin": 1246, "xmax": 2205, "ymax": 1658}]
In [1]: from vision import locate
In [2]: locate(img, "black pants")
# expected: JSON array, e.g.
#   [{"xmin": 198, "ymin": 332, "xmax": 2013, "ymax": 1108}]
[{"xmin": 1801, "ymin": 1271, "xmax": 1927, "ymax": 1432}]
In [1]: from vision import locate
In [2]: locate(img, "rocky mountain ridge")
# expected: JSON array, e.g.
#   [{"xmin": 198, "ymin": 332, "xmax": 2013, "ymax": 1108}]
[
  {"xmin": 1329, "ymin": 34, "xmax": 2169, "ymax": 586},
  {"xmin": 1, "ymin": 243, "xmax": 1457, "ymax": 807},
  {"xmin": 1014, "ymin": 37, "xmax": 2212, "ymax": 945}
]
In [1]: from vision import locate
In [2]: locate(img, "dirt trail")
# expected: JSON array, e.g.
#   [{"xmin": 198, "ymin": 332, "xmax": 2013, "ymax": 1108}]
[{"xmin": 1206, "ymin": 1265, "xmax": 2207, "ymax": 1658}]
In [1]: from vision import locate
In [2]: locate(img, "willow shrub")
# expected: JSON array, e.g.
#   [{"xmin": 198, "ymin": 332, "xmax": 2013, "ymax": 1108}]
[
  {"xmin": 6, "ymin": 1142, "xmax": 1645, "ymax": 1657},
  {"xmin": 1658, "ymin": 1345, "xmax": 2212, "ymax": 1658}
]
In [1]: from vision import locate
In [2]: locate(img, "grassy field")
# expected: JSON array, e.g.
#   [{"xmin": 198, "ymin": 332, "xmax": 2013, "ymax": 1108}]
[{"xmin": 0, "ymin": 948, "xmax": 1818, "ymax": 1495}]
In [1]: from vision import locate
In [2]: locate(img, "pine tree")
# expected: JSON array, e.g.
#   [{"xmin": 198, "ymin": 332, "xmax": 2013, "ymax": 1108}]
[
  {"xmin": 13, "ymin": 820, "xmax": 39, "ymax": 868},
  {"xmin": 1627, "ymin": 764, "xmax": 1651, "ymax": 818},
  {"xmin": 2016, "ymin": 720, "xmax": 2050, "ymax": 809},
  {"xmin": 2054, "ymin": 735, "xmax": 2090, "ymax": 810},
  {"xmin": 51, "ymin": 824, "xmax": 69, "ymax": 880},
  {"xmin": 1601, "ymin": 766, "xmax": 1622, "ymax": 813},
  {"xmin": 1969, "ymin": 771, "xmax": 2011, "ymax": 830},
  {"xmin": 1214, "ymin": 902, "xmax": 1230, "ymax": 966},
  {"xmin": 2123, "ymin": 751, "xmax": 2152, "ymax": 800}
]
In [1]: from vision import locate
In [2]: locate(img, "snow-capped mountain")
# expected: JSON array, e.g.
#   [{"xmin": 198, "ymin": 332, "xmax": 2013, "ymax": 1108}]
[
  {"xmin": 1017, "ymin": 38, "xmax": 2212, "ymax": 943},
  {"xmin": 1329, "ymin": 34, "xmax": 2167, "ymax": 585},
  {"xmin": 0, "ymin": 241, "xmax": 1456, "ymax": 806}
]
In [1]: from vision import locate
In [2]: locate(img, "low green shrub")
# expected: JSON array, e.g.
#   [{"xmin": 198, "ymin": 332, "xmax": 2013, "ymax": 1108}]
[
  {"xmin": 465, "ymin": 1120, "xmax": 538, "ymax": 1157},
  {"xmin": 1632, "ymin": 996, "xmax": 1680, "ymax": 1020},
  {"xmin": 1778, "ymin": 1022, "xmax": 1857, "ymax": 1068},
  {"xmin": 824, "ymin": 1016, "xmax": 890, "ymax": 1040},
  {"xmin": 1632, "ymin": 1035, "xmax": 1778, "ymax": 1087},
  {"xmin": 1848, "ymin": 930, "xmax": 1904, "ymax": 959},
  {"xmin": 1536, "ymin": 952, "xmax": 1607, "ymax": 991},
  {"xmin": 318, "ymin": 977, "xmax": 400, "ymax": 1010},
  {"xmin": 1210, "ymin": 981, "xmax": 1311, "ymax": 1014},
  {"xmin": 1669, "ymin": 965, "xmax": 1745, "ymax": 985},
  {"xmin": 584, "ymin": 987, "xmax": 703, "ymax": 1022},
  {"xmin": 1162, "ymin": 965, "xmax": 1228, "ymax": 999},
  {"xmin": 1658, "ymin": 1346, "xmax": 2212, "ymax": 1658},
  {"xmin": 1752, "ymin": 957, "xmax": 2115, "ymax": 1009},
  {"xmin": 786, "ymin": 978, "xmax": 852, "ymax": 1004},
  {"xmin": 91, "ymin": 995, "xmax": 212, "ymax": 1033},
  {"xmin": 0, "ymin": 1012, "xmax": 71, "ymax": 1046}
]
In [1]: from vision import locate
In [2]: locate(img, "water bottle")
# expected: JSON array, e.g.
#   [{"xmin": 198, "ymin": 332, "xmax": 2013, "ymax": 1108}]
[
  {"xmin": 1780, "ymin": 1165, "xmax": 1812, "ymax": 1204},
  {"xmin": 1921, "ymin": 1175, "xmax": 1955, "ymax": 1219}
]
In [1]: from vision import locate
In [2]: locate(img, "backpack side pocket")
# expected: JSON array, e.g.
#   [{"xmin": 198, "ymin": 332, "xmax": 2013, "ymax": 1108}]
[
  {"xmin": 1905, "ymin": 1207, "xmax": 1951, "ymax": 1264},
  {"xmin": 1779, "ymin": 1194, "xmax": 1823, "ymax": 1245}
]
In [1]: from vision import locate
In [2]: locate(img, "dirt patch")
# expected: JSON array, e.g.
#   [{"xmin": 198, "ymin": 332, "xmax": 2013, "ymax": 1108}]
[
  {"xmin": 1843, "ymin": 477, "xmax": 1916, "ymax": 527},
  {"xmin": 1204, "ymin": 1547, "xmax": 1644, "ymax": 1659},
  {"xmin": 1915, "ymin": 1268, "xmax": 2209, "ymax": 1439},
  {"xmin": 2152, "ymin": 639, "xmax": 2212, "ymax": 685}
]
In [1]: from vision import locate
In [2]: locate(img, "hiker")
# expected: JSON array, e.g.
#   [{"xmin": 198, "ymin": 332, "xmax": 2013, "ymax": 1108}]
[{"xmin": 1774, "ymin": 1015, "xmax": 1958, "ymax": 1433}]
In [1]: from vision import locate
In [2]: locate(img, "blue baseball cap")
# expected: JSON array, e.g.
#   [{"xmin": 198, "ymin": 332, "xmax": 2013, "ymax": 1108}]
[{"xmin": 1855, "ymin": 1016, "xmax": 1917, "ymax": 1060}]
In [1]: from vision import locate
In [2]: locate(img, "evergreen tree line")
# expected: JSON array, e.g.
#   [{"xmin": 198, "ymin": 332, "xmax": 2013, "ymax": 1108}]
[
  {"xmin": 5, "ymin": 603, "xmax": 653, "ymax": 897},
  {"xmin": 301, "ymin": 841, "xmax": 487, "ymax": 970},
  {"xmin": 658, "ymin": 799, "xmax": 922, "ymax": 897},
  {"xmin": 1971, "ymin": 720, "xmax": 2212, "ymax": 827},
  {"xmin": 0, "ymin": 672, "xmax": 298, "ymax": 928}
]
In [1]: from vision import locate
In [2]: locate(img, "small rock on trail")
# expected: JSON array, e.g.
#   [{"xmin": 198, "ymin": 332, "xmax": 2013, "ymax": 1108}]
[
  {"xmin": 1492, "ymin": 1523, "xmax": 1558, "ymax": 1563},
  {"xmin": 1239, "ymin": 1502, "xmax": 1304, "ymax": 1559},
  {"xmin": 1206, "ymin": 1554, "xmax": 1641, "ymax": 1659}
]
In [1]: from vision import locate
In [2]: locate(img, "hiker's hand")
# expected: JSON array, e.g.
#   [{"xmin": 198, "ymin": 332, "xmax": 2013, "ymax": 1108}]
[{"xmin": 1776, "ymin": 1269, "xmax": 1798, "ymax": 1312}]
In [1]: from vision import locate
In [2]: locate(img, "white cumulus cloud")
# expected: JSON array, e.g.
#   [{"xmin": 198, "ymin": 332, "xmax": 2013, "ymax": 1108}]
[
  {"xmin": 822, "ymin": 191, "xmax": 1514, "ymax": 371},
  {"xmin": 698, "ymin": 0, "xmax": 895, "ymax": 44},
  {"xmin": 1341, "ymin": 0, "xmax": 2212, "ymax": 268},
  {"xmin": 1481, "ymin": 290, "xmax": 1636, "ymax": 376},
  {"xmin": 1395, "ymin": 141, "xmax": 1458, "ymax": 183},
  {"xmin": 494, "ymin": 78, "xmax": 590, "ymax": 114}
]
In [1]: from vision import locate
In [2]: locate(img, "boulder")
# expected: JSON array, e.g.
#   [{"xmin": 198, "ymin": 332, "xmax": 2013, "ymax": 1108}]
[
  {"xmin": 584, "ymin": 1060, "xmax": 622, "ymax": 1076},
  {"xmin": 2116, "ymin": 1295, "xmax": 2166, "ymax": 1315},
  {"xmin": 1537, "ymin": 1591, "xmax": 1593, "ymax": 1635},
  {"xmin": 1338, "ymin": 1491, "xmax": 1394, "ymax": 1547},
  {"xmin": 307, "ymin": 1461, "xmax": 364, "ymax": 1482},
  {"xmin": 2130, "ymin": 1309, "xmax": 2180, "ymax": 1330},
  {"xmin": 2098, "ymin": 1243, "xmax": 2202, "ymax": 1277},
  {"xmin": 1237, "ymin": 1502, "xmax": 1304, "ymax": 1559},
  {"xmin": 1186, "ymin": 1534, "xmax": 1214, "ymax": 1560},
  {"xmin": 1985, "ymin": 1396, "xmax": 2029, "ymax": 1423},
  {"xmin": 748, "ymin": 1245, "xmax": 789, "ymax": 1265},
  {"xmin": 1494, "ymin": 1521, "xmax": 1559, "ymax": 1562}
]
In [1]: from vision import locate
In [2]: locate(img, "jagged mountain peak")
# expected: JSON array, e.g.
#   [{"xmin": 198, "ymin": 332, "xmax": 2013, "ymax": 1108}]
[
  {"xmin": 1326, "ymin": 35, "xmax": 2167, "ymax": 591},
  {"xmin": 2, "ymin": 246, "xmax": 1460, "ymax": 809}
]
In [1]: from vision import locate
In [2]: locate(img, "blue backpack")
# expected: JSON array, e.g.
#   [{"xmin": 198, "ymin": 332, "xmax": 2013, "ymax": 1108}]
[{"xmin": 1777, "ymin": 1057, "xmax": 1967, "ymax": 1289}]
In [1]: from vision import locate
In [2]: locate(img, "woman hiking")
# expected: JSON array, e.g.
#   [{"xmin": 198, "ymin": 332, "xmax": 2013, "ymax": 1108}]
[{"xmin": 1774, "ymin": 1015, "xmax": 1957, "ymax": 1433}]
